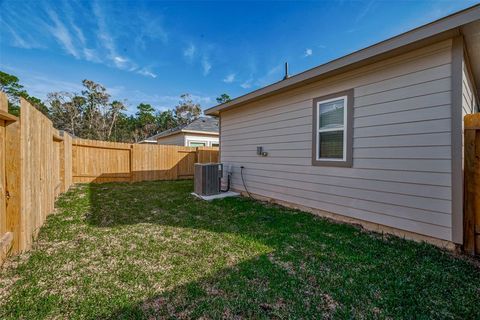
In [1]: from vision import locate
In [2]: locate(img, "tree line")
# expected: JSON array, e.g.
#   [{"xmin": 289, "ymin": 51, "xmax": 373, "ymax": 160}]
[{"xmin": 0, "ymin": 71, "xmax": 231, "ymax": 143}]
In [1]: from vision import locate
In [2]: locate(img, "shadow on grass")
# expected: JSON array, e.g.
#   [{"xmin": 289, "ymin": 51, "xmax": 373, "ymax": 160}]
[
  {"xmin": 102, "ymin": 253, "xmax": 345, "ymax": 319},
  {"xmin": 85, "ymin": 180, "xmax": 480, "ymax": 319}
]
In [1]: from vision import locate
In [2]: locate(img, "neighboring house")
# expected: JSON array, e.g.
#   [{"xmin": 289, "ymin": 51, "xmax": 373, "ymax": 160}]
[
  {"xmin": 205, "ymin": 5, "xmax": 480, "ymax": 247},
  {"xmin": 140, "ymin": 117, "xmax": 219, "ymax": 146}
]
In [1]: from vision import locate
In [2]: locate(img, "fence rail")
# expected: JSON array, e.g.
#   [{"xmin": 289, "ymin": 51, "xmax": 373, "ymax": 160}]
[
  {"xmin": 72, "ymin": 139, "xmax": 218, "ymax": 183},
  {"xmin": 0, "ymin": 93, "xmax": 218, "ymax": 264}
]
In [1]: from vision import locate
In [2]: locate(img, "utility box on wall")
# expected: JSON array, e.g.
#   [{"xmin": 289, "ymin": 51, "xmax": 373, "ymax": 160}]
[{"xmin": 194, "ymin": 163, "xmax": 223, "ymax": 196}]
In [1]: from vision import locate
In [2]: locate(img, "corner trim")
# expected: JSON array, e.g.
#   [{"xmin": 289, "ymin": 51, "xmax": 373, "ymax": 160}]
[
  {"xmin": 311, "ymin": 89, "xmax": 354, "ymax": 168},
  {"xmin": 451, "ymin": 35, "xmax": 464, "ymax": 244}
]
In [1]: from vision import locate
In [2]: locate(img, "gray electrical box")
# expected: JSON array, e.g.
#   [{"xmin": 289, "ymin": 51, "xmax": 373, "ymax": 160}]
[{"xmin": 194, "ymin": 163, "xmax": 223, "ymax": 196}]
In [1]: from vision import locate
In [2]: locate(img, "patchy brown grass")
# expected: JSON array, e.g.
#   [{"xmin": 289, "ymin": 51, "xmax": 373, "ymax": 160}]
[{"xmin": 0, "ymin": 180, "xmax": 479, "ymax": 319}]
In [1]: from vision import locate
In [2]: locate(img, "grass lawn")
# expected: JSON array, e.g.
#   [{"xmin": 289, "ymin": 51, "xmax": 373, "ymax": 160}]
[{"xmin": 0, "ymin": 180, "xmax": 479, "ymax": 319}]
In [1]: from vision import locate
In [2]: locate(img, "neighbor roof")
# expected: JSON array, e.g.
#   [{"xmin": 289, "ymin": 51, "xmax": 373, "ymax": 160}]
[
  {"xmin": 205, "ymin": 4, "xmax": 480, "ymax": 116},
  {"xmin": 144, "ymin": 117, "xmax": 219, "ymax": 142}
]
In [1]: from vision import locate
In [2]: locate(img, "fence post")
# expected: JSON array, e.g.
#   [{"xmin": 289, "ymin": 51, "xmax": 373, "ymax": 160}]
[
  {"xmin": 57, "ymin": 133, "xmax": 66, "ymax": 193},
  {"xmin": 5, "ymin": 121, "xmax": 21, "ymax": 253},
  {"xmin": 464, "ymin": 114, "xmax": 480, "ymax": 255},
  {"xmin": 129, "ymin": 144, "xmax": 134, "ymax": 182},
  {"xmin": 0, "ymin": 93, "xmax": 21, "ymax": 255}
]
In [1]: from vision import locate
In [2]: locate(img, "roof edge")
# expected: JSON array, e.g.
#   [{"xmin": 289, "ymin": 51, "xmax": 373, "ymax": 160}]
[{"xmin": 181, "ymin": 129, "xmax": 219, "ymax": 136}]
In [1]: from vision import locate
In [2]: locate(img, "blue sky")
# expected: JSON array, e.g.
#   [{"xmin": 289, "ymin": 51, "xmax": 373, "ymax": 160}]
[{"xmin": 0, "ymin": 0, "xmax": 478, "ymax": 114}]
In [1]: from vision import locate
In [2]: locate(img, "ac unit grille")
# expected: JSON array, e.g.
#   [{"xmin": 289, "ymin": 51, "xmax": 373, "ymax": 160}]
[{"xmin": 194, "ymin": 163, "xmax": 222, "ymax": 196}]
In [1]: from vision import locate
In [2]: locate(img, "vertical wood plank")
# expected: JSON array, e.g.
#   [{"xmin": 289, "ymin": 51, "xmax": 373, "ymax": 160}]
[
  {"xmin": 5, "ymin": 121, "xmax": 21, "ymax": 252},
  {"xmin": 476, "ymin": 129, "xmax": 480, "ymax": 255},
  {"xmin": 0, "ymin": 119, "xmax": 6, "ymax": 238}
]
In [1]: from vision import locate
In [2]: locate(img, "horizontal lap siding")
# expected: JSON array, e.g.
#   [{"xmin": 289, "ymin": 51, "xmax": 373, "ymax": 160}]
[
  {"xmin": 220, "ymin": 40, "xmax": 454, "ymax": 241},
  {"xmin": 156, "ymin": 133, "xmax": 185, "ymax": 146},
  {"xmin": 462, "ymin": 62, "xmax": 476, "ymax": 115},
  {"xmin": 461, "ymin": 56, "xmax": 478, "ymax": 176}
]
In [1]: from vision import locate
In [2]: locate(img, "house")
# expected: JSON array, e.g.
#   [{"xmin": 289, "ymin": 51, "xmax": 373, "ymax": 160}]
[
  {"xmin": 205, "ymin": 5, "xmax": 480, "ymax": 247},
  {"xmin": 140, "ymin": 117, "xmax": 219, "ymax": 146}
]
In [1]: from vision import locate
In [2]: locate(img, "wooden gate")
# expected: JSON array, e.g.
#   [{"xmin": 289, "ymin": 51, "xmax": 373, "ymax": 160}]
[{"xmin": 464, "ymin": 113, "xmax": 480, "ymax": 255}]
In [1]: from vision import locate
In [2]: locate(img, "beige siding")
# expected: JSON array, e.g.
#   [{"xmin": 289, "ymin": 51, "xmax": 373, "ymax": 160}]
[
  {"xmin": 220, "ymin": 40, "xmax": 454, "ymax": 241},
  {"xmin": 462, "ymin": 59, "xmax": 478, "ymax": 116},
  {"xmin": 461, "ymin": 52, "xmax": 478, "ymax": 186},
  {"xmin": 156, "ymin": 132, "xmax": 185, "ymax": 145},
  {"xmin": 461, "ymin": 55, "xmax": 478, "ymax": 165}
]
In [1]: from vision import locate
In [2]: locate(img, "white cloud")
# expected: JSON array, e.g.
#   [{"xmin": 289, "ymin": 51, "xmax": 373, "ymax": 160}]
[
  {"xmin": 93, "ymin": 2, "xmax": 122, "ymax": 66},
  {"xmin": 0, "ymin": 0, "xmax": 160, "ymax": 79},
  {"xmin": 83, "ymin": 48, "xmax": 101, "ymax": 63},
  {"xmin": 136, "ymin": 68, "xmax": 157, "ymax": 78},
  {"xmin": 113, "ymin": 56, "xmax": 129, "ymax": 67},
  {"xmin": 223, "ymin": 73, "xmax": 236, "ymax": 83},
  {"xmin": 2, "ymin": 20, "xmax": 42, "ymax": 49},
  {"xmin": 123, "ymin": 90, "xmax": 214, "ymax": 113},
  {"xmin": 92, "ymin": 1, "xmax": 151, "ymax": 77},
  {"xmin": 201, "ymin": 57, "xmax": 212, "ymax": 76},
  {"xmin": 45, "ymin": 7, "xmax": 80, "ymax": 59},
  {"xmin": 183, "ymin": 44, "xmax": 196, "ymax": 60},
  {"xmin": 0, "ymin": 65, "xmax": 84, "ymax": 100},
  {"xmin": 134, "ymin": 12, "xmax": 168, "ymax": 50},
  {"xmin": 255, "ymin": 64, "xmax": 283, "ymax": 87},
  {"xmin": 240, "ymin": 79, "xmax": 253, "ymax": 89},
  {"xmin": 355, "ymin": 0, "xmax": 376, "ymax": 23},
  {"xmin": 304, "ymin": 48, "xmax": 313, "ymax": 57}
]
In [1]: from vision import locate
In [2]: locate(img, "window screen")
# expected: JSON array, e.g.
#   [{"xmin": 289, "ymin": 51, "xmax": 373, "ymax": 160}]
[
  {"xmin": 317, "ymin": 97, "xmax": 346, "ymax": 160},
  {"xmin": 312, "ymin": 90, "xmax": 353, "ymax": 167}
]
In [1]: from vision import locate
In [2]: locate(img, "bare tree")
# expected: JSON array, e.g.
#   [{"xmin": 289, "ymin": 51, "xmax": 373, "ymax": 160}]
[
  {"xmin": 174, "ymin": 93, "xmax": 202, "ymax": 125},
  {"xmin": 48, "ymin": 92, "xmax": 85, "ymax": 136}
]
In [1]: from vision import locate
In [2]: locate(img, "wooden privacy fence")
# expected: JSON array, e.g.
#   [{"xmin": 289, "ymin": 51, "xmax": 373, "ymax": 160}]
[
  {"xmin": 71, "ymin": 139, "xmax": 219, "ymax": 183},
  {"xmin": 464, "ymin": 113, "xmax": 480, "ymax": 256},
  {"xmin": 0, "ymin": 96, "xmax": 73, "ymax": 264},
  {"xmin": 0, "ymin": 93, "xmax": 218, "ymax": 264}
]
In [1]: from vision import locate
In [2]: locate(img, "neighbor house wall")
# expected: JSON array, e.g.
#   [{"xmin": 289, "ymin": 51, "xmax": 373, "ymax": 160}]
[
  {"xmin": 220, "ymin": 39, "xmax": 456, "ymax": 242},
  {"xmin": 156, "ymin": 132, "xmax": 185, "ymax": 145},
  {"xmin": 184, "ymin": 133, "xmax": 219, "ymax": 147},
  {"xmin": 156, "ymin": 132, "xmax": 219, "ymax": 146}
]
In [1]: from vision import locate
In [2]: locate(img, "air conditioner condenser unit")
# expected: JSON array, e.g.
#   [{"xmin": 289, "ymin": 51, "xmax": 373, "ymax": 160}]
[{"xmin": 194, "ymin": 163, "xmax": 223, "ymax": 196}]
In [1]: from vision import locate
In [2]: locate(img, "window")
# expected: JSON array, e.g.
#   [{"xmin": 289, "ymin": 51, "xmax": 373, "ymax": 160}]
[
  {"xmin": 211, "ymin": 143, "xmax": 219, "ymax": 147},
  {"xmin": 312, "ymin": 89, "xmax": 353, "ymax": 167},
  {"xmin": 189, "ymin": 141, "xmax": 206, "ymax": 147}
]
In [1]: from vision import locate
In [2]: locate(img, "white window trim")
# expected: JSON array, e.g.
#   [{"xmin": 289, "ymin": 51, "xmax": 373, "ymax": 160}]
[
  {"xmin": 316, "ymin": 95, "xmax": 348, "ymax": 162},
  {"xmin": 187, "ymin": 140, "xmax": 207, "ymax": 147}
]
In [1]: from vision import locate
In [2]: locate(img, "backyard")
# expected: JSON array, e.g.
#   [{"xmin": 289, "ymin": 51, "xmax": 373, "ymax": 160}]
[{"xmin": 0, "ymin": 180, "xmax": 479, "ymax": 319}]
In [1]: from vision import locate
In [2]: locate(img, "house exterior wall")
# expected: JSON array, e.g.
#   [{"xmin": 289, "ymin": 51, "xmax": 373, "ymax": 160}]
[
  {"xmin": 156, "ymin": 132, "xmax": 219, "ymax": 146},
  {"xmin": 156, "ymin": 133, "xmax": 185, "ymax": 145},
  {"xmin": 462, "ymin": 56, "xmax": 478, "ymax": 115},
  {"xmin": 184, "ymin": 134, "xmax": 219, "ymax": 147},
  {"xmin": 457, "ymin": 45, "xmax": 479, "ymax": 242},
  {"xmin": 220, "ymin": 39, "xmax": 456, "ymax": 242}
]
